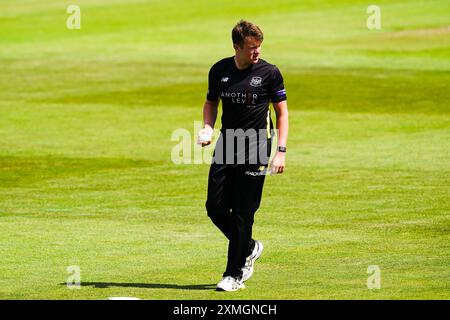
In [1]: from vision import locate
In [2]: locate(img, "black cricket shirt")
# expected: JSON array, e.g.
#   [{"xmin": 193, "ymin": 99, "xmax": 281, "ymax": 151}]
[{"xmin": 206, "ymin": 57, "xmax": 287, "ymax": 136}]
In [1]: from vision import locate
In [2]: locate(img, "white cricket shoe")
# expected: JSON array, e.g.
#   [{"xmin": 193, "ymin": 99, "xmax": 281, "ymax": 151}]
[
  {"xmin": 216, "ymin": 276, "xmax": 245, "ymax": 292},
  {"xmin": 242, "ymin": 240, "xmax": 264, "ymax": 282}
]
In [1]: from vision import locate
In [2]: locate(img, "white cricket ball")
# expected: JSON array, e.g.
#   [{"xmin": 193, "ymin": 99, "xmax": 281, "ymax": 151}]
[{"xmin": 199, "ymin": 133, "xmax": 210, "ymax": 143}]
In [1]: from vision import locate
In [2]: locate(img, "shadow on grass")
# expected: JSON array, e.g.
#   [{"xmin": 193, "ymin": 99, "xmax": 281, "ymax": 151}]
[{"xmin": 60, "ymin": 282, "xmax": 216, "ymax": 290}]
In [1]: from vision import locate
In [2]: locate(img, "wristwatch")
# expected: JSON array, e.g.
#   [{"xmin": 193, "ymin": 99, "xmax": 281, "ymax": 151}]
[{"xmin": 277, "ymin": 146, "xmax": 287, "ymax": 153}]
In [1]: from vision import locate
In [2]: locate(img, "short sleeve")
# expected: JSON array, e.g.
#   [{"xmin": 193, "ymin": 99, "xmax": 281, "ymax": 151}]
[
  {"xmin": 206, "ymin": 64, "xmax": 220, "ymax": 101},
  {"xmin": 269, "ymin": 66, "xmax": 287, "ymax": 103}
]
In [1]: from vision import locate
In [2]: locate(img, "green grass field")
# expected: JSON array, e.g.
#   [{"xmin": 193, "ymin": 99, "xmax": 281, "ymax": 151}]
[{"xmin": 0, "ymin": 0, "xmax": 449, "ymax": 299}]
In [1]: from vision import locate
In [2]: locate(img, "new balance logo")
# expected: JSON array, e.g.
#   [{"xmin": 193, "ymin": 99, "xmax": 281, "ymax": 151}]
[{"xmin": 221, "ymin": 77, "xmax": 229, "ymax": 82}]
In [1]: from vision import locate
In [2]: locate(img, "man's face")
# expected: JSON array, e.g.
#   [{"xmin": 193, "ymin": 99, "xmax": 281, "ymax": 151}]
[{"xmin": 235, "ymin": 36, "xmax": 262, "ymax": 65}]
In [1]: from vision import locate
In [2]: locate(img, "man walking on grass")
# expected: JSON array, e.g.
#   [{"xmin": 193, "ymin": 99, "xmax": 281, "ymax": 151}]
[{"xmin": 198, "ymin": 20, "xmax": 289, "ymax": 291}]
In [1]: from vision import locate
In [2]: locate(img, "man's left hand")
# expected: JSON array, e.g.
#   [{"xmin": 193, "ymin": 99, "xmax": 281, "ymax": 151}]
[{"xmin": 270, "ymin": 152, "xmax": 286, "ymax": 175}]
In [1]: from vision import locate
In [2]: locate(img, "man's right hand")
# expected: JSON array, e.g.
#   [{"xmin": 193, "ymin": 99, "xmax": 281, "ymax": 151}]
[{"xmin": 197, "ymin": 126, "xmax": 213, "ymax": 147}]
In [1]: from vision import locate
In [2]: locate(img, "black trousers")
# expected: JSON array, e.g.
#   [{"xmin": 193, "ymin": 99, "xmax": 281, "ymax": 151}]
[{"xmin": 205, "ymin": 137, "xmax": 271, "ymax": 278}]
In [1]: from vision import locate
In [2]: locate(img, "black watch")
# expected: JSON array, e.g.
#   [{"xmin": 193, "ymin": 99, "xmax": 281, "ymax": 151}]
[{"xmin": 277, "ymin": 146, "xmax": 287, "ymax": 153}]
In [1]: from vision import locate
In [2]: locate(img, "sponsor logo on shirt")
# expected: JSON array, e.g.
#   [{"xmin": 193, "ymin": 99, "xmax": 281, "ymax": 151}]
[
  {"xmin": 249, "ymin": 76, "xmax": 262, "ymax": 87},
  {"xmin": 245, "ymin": 165, "xmax": 267, "ymax": 176},
  {"xmin": 220, "ymin": 92, "xmax": 257, "ymax": 104},
  {"xmin": 221, "ymin": 77, "xmax": 229, "ymax": 82}
]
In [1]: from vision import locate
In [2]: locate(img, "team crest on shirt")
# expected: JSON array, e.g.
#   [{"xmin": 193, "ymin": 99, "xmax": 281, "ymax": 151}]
[{"xmin": 249, "ymin": 76, "xmax": 262, "ymax": 87}]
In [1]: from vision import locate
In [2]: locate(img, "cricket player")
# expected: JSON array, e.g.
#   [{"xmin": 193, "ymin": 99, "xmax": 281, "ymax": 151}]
[{"xmin": 198, "ymin": 20, "xmax": 289, "ymax": 291}]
